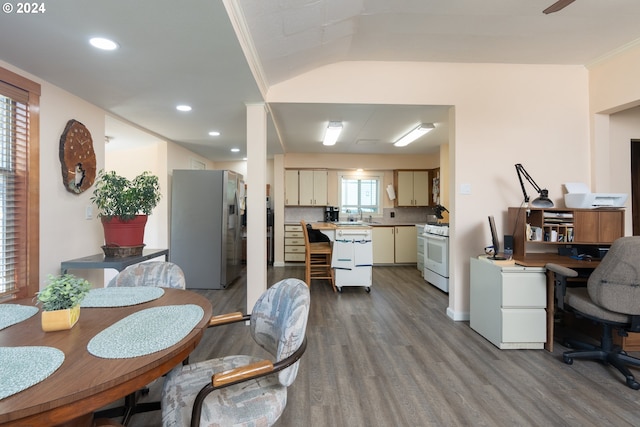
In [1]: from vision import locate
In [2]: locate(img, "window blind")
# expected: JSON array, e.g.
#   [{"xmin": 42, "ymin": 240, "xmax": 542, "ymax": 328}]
[{"xmin": 0, "ymin": 81, "xmax": 28, "ymax": 297}]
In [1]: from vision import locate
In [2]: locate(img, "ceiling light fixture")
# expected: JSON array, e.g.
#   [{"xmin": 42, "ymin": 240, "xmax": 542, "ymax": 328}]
[
  {"xmin": 176, "ymin": 105, "xmax": 192, "ymax": 112},
  {"xmin": 323, "ymin": 121, "xmax": 343, "ymax": 146},
  {"xmin": 89, "ymin": 37, "xmax": 119, "ymax": 51},
  {"xmin": 393, "ymin": 123, "xmax": 435, "ymax": 147},
  {"xmin": 208, "ymin": 131, "xmax": 220, "ymax": 136},
  {"xmin": 231, "ymin": 148, "xmax": 240, "ymax": 152}
]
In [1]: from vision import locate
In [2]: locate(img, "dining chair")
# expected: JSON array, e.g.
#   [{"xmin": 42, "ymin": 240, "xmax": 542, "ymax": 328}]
[
  {"xmin": 300, "ymin": 220, "xmax": 336, "ymax": 292},
  {"xmin": 106, "ymin": 261, "xmax": 186, "ymax": 289},
  {"xmin": 95, "ymin": 261, "xmax": 186, "ymax": 425},
  {"xmin": 161, "ymin": 277, "xmax": 310, "ymax": 427}
]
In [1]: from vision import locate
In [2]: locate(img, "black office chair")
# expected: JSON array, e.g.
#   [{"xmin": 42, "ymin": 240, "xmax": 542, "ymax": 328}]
[{"xmin": 547, "ymin": 236, "xmax": 640, "ymax": 389}]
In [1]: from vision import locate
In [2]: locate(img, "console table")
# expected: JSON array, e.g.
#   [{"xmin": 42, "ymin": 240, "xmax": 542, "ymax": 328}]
[{"xmin": 60, "ymin": 248, "xmax": 169, "ymax": 274}]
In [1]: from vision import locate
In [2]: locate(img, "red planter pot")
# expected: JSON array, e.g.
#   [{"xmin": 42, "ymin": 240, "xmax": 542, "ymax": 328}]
[{"xmin": 101, "ymin": 215, "xmax": 148, "ymax": 247}]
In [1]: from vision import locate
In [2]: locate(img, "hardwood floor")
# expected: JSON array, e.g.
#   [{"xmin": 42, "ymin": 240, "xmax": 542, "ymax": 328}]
[{"xmin": 127, "ymin": 265, "xmax": 640, "ymax": 426}]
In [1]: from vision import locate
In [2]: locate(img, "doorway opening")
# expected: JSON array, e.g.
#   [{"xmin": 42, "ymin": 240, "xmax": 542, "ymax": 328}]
[{"xmin": 631, "ymin": 139, "xmax": 640, "ymax": 235}]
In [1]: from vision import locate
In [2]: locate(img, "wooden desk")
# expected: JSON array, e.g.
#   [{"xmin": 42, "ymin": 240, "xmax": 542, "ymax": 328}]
[
  {"xmin": 0, "ymin": 288, "xmax": 212, "ymax": 426},
  {"xmin": 514, "ymin": 254, "xmax": 599, "ymax": 352},
  {"xmin": 60, "ymin": 248, "xmax": 169, "ymax": 274}
]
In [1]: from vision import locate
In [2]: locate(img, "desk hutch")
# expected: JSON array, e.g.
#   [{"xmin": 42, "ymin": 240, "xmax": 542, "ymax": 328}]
[
  {"xmin": 507, "ymin": 207, "xmax": 624, "ymax": 258},
  {"xmin": 505, "ymin": 207, "xmax": 640, "ymax": 351}
]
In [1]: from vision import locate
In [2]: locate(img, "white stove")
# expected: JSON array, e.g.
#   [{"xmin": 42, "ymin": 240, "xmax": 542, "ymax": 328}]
[
  {"xmin": 424, "ymin": 224, "xmax": 449, "ymax": 236},
  {"xmin": 422, "ymin": 224, "xmax": 450, "ymax": 293}
]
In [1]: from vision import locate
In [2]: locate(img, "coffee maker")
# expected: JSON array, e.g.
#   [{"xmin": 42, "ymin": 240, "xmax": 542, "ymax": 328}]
[{"xmin": 324, "ymin": 206, "xmax": 339, "ymax": 222}]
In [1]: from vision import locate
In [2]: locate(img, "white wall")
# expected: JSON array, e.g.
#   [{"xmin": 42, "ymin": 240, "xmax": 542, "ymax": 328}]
[
  {"xmin": 268, "ymin": 61, "xmax": 590, "ymax": 320},
  {"xmin": 106, "ymin": 142, "xmax": 168, "ymax": 249},
  {"xmin": 589, "ymin": 43, "xmax": 640, "ymax": 235}
]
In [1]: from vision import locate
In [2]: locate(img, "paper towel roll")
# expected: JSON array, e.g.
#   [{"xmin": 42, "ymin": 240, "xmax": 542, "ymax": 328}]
[{"xmin": 386, "ymin": 184, "xmax": 396, "ymax": 200}]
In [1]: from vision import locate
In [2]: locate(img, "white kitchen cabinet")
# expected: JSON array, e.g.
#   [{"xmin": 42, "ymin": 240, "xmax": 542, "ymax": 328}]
[
  {"xmin": 298, "ymin": 170, "xmax": 328, "ymax": 206},
  {"xmin": 394, "ymin": 226, "xmax": 417, "ymax": 263},
  {"xmin": 372, "ymin": 226, "xmax": 417, "ymax": 264},
  {"xmin": 395, "ymin": 170, "xmax": 429, "ymax": 207},
  {"xmin": 469, "ymin": 257, "xmax": 546, "ymax": 350},
  {"xmin": 284, "ymin": 224, "xmax": 305, "ymax": 262},
  {"xmin": 372, "ymin": 227, "xmax": 395, "ymax": 264},
  {"xmin": 284, "ymin": 170, "xmax": 299, "ymax": 206}
]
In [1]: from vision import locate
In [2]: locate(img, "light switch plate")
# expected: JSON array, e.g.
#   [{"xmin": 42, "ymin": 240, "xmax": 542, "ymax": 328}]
[
  {"xmin": 460, "ymin": 183, "xmax": 472, "ymax": 195},
  {"xmin": 85, "ymin": 206, "xmax": 93, "ymax": 220}
]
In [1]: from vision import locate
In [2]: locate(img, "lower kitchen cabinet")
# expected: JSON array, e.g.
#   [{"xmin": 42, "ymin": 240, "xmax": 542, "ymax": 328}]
[
  {"xmin": 372, "ymin": 227, "xmax": 395, "ymax": 264},
  {"xmin": 394, "ymin": 226, "xmax": 417, "ymax": 263},
  {"xmin": 372, "ymin": 226, "xmax": 417, "ymax": 265},
  {"xmin": 284, "ymin": 224, "xmax": 305, "ymax": 262},
  {"xmin": 470, "ymin": 257, "xmax": 546, "ymax": 349}
]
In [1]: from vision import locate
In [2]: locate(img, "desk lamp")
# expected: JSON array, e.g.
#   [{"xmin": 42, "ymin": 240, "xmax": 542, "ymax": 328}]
[
  {"xmin": 433, "ymin": 204, "xmax": 449, "ymax": 219},
  {"xmin": 515, "ymin": 163, "xmax": 554, "ymax": 208}
]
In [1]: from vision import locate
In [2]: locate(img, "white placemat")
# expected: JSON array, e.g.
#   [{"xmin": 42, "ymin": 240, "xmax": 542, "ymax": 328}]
[
  {"xmin": 81, "ymin": 287, "xmax": 165, "ymax": 308},
  {"xmin": 87, "ymin": 304, "xmax": 204, "ymax": 359},
  {"xmin": 0, "ymin": 304, "xmax": 39, "ymax": 330},
  {"xmin": 0, "ymin": 346, "xmax": 65, "ymax": 400}
]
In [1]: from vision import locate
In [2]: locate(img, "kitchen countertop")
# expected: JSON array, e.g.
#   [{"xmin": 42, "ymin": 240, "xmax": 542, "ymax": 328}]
[
  {"xmin": 287, "ymin": 221, "xmax": 428, "ymax": 228},
  {"xmin": 310, "ymin": 222, "xmax": 372, "ymax": 230}
]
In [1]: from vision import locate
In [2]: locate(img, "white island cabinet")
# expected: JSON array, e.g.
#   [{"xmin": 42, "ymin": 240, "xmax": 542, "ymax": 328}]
[{"xmin": 469, "ymin": 257, "xmax": 546, "ymax": 350}]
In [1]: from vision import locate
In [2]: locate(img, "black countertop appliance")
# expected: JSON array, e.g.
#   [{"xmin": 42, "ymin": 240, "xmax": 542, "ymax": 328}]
[{"xmin": 325, "ymin": 206, "xmax": 339, "ymax": 222}]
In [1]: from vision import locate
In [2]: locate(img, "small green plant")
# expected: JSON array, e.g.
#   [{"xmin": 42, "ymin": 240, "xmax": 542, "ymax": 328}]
[
  {"xmin": 90, "ymin": 170, "xmax": 161, "ymax": 220},
  {"xmin": 36, "ymin": 274, "xmax": 92, "ymax": 311}
]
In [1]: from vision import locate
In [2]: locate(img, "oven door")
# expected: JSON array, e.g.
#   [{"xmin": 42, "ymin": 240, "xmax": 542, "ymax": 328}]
[{"xmin": 424, "ymin": 233, "xmax": 449, "ymax": 278}]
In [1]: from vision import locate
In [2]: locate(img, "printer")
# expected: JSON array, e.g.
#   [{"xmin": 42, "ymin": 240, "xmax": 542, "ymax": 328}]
[{"xmin": 563, "ymin": 182, "xmax": 627, "ymax": 209}]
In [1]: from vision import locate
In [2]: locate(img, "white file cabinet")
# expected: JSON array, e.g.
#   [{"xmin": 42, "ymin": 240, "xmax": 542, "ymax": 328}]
[{"xmin": 470, "ymin": 257, "xmax": 546, "ymax": 349}]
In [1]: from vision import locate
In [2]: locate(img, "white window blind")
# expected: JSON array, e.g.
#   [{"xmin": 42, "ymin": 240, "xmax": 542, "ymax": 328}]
[{"xmin": 0, "ymin": 81, "xmax": 28, "ymax": 296}]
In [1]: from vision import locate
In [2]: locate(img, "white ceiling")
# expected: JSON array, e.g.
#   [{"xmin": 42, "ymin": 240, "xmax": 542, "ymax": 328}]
[{"xmin": 2, "ymin": 0, "xmax": 640, "ymax": 160}]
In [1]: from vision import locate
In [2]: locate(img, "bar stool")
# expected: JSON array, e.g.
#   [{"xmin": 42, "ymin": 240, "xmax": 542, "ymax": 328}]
[{"xmin": 300, "ymin": 220, "xmax": 336, "ymax": 292}]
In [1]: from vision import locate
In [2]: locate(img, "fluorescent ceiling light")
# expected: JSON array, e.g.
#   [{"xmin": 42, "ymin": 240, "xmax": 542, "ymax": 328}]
[
  {"xmin": 208, "ymin": 131, "xmax": 220, "ymax": 136},
  {"xmin": 89, "ymin": 37, "xmax": 119, "ymax": 50},
  {"xmin": 231, "ymin": 148, "xmax": 240, "ymax": 152},
  {"xmin": 394, "ymin": 123, "xmax": 435, "ymax": 147},
  {"xmin": 323, "ymin": 121, "xmax": 343, "ymax": 146},
  {"xmin": 176, "ymin": 105, "xmax": 192, "ymax": 112}
]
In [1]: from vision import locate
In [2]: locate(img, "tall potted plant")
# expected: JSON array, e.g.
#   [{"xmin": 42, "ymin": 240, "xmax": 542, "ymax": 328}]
[
  {"xmin": 36, "ymin": 274, "xmax": 92, "ymax": 331},
  {"xmin": 91, "ymin": 170, "xmax": 161, "ymax": 257}
]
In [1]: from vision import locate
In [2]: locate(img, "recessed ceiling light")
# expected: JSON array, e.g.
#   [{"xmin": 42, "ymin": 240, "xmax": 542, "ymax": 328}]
[
  {"xmin": 208, "ymin": 131, "xmax": 220, "ymax": 136},
  {"xmin": 231, "ymin": 148, "xmax": 240, "ymax": 152},
  {"xmin": 89, "ymin": 37, "xmax": 119, "ymax": 51},
  {"xmin": 176, "ymin": 105, "xmax": 192, "ymax": 112}
]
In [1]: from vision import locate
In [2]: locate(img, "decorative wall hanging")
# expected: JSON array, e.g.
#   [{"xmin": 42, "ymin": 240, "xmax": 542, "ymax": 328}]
[{"xmin": 59, "ymin": 119, "xmax": 96, "ymax": 194}]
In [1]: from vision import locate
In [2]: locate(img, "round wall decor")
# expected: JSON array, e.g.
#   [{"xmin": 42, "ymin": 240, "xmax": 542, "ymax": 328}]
[{"xmin": 59, "ymin": 119, "xmax": 96, "ymax": 194}]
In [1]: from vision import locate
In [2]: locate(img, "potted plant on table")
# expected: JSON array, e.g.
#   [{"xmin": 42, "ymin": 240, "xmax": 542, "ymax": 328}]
[
  {"xmin": 36, "ymin": 274, "xmax": 92, "ymax": 332},
  {"xmin": 90, "ymin": 170, "xmax": 161, "ymax": 257}
]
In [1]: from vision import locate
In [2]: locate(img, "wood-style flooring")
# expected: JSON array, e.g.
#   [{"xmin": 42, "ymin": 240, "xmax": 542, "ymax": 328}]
[{"xmin": 126, "ymin": 265, "xmax": 640, "ymax": 426}]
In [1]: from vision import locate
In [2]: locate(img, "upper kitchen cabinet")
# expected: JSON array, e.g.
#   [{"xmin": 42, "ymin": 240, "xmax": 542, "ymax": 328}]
[
  {"xmin": 286, "ymin": 169, "xmax": 328, "ymax": 206},
  {"xmin": 299, "ymin": 170, "xmax": 328, "ymax": 206},
  {"xmin": 394, "ymin": 170, "xmax": 429, "ymax": 207},
  {"xmin": 285, "ymin": 170, "xmax": 299, "ymax": 206}
]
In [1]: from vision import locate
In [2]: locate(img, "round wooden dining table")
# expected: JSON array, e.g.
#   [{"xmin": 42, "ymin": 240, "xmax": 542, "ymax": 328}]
[{"xmin": 0, "ymin": 288, "xmax": 213, "ymax": 426}]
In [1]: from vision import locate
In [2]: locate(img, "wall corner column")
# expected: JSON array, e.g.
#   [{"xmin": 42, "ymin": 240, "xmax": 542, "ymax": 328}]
[{"xmin": 246, "ymin": 102, "xmax": 268, "ymax": 312}]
